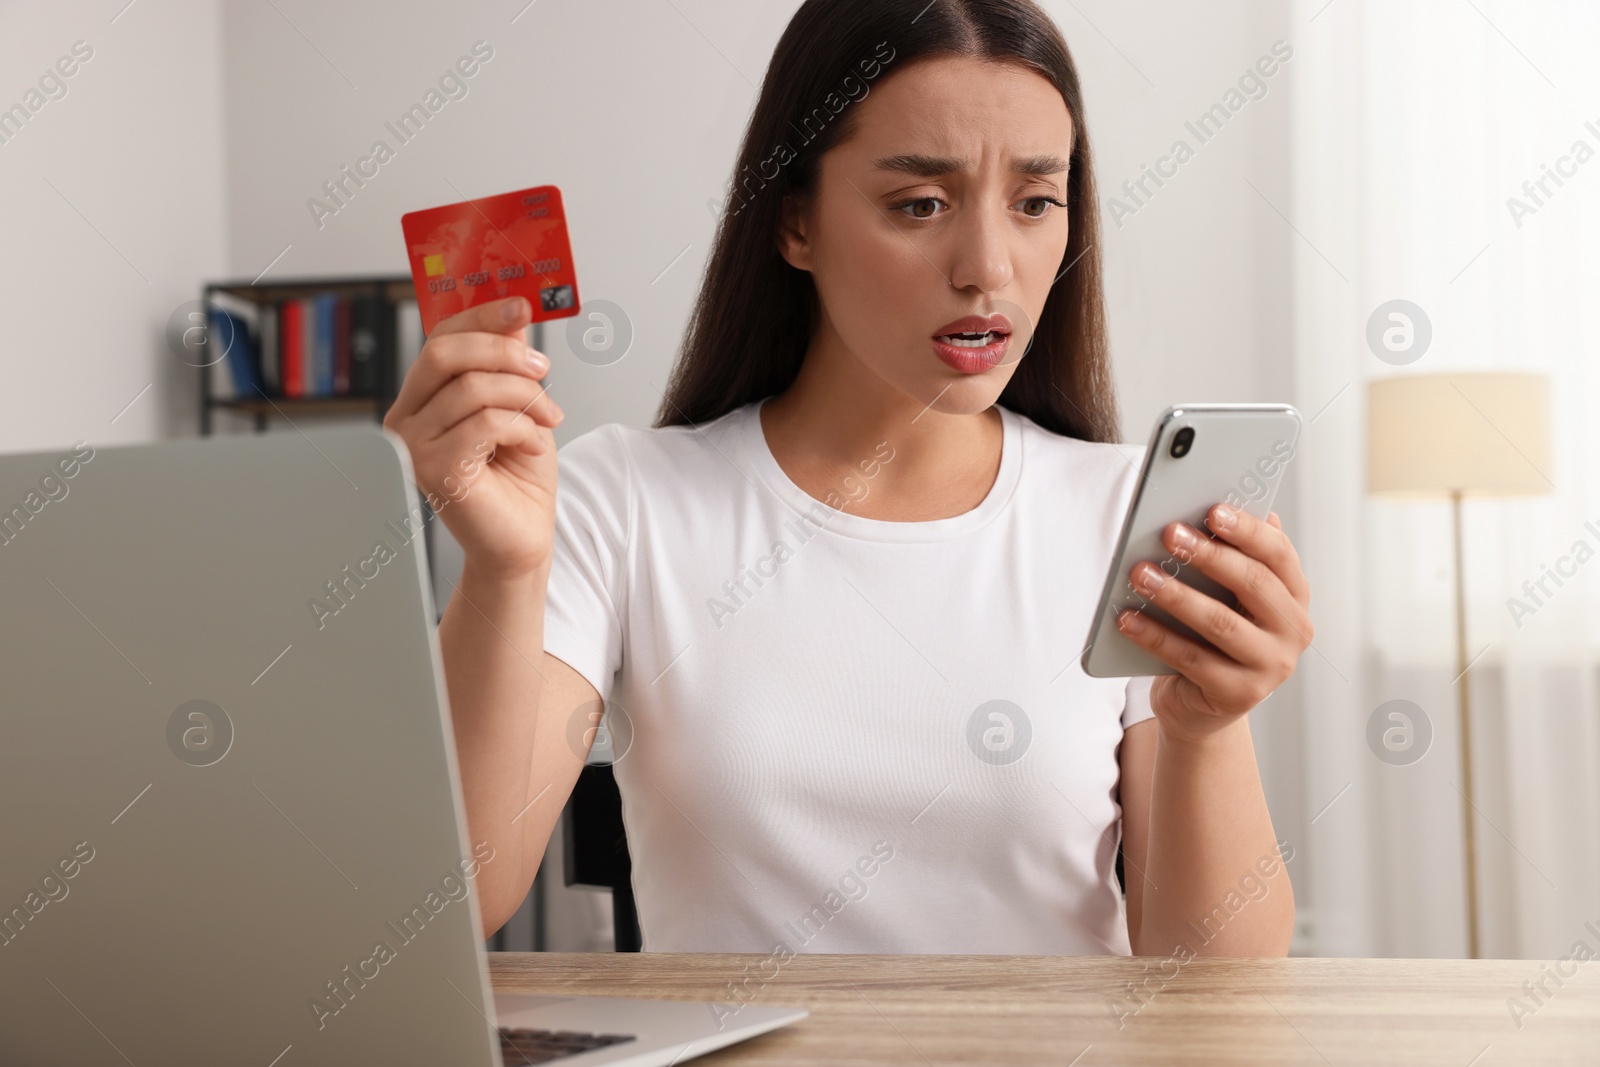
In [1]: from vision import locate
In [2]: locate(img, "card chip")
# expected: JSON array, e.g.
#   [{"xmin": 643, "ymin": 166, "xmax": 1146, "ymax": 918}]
[{"xmin": 423, "ymin": 254, "xmax": 447, "ymax": 277}]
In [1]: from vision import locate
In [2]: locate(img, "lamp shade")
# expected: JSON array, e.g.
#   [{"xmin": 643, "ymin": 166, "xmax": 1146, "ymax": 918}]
[{"xmin": 1366, "ymin": 372, "xmax": 1552, "ymax": 497}]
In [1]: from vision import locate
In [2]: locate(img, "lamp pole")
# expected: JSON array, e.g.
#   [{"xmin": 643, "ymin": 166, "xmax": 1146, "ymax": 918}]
[{"xmin": 1451, "ymin": 488, "xmax": 1482, "ymax": 960}]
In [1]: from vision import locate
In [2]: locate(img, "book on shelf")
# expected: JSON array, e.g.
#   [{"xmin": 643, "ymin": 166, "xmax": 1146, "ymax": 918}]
[
  {"xmin": 312, "ymin": 292, "xmax": 336, "ymax": 396},
  {"xmin": 206, "ymin": 303, "xmax": 261, "ymax": 399},
  {"xmin": 260, "ymin": 303, "xmax": 279, "ymax": 393},
  {"xmin": 349, "ymin": 295, "xmax": 385, "ymax": 395},
  {"xmin": 280, "ymin": 299, "xmax": 303, "ymax": 399},
  {"xmin": 204, "ymin": 288, "xmax": 419, "ymax": 404},
  {"xmin": 334, "ymin": 298, "xmax": 351, "ymax": 395}
]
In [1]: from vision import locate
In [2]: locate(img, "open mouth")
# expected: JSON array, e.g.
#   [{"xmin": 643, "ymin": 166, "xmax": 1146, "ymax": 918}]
[
  {"xmin": 935, "ymin": 330, "xmax": 1009, "ymax": 348},
  {"xmin": 931, "ymin": 313, "xmax": 1015, "ymax": 372}
]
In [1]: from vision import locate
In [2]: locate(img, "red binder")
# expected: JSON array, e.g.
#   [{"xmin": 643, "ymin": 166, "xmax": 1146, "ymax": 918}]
[{"xmin": 281, "ymin": 299, "xmax": 303, "ymax": 398}]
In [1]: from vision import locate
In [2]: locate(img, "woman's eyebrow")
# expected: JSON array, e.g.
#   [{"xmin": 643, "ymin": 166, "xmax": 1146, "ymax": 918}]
[{"xmin": 873, "ymin": 153, "xmax": 1071, "ymax": 177}]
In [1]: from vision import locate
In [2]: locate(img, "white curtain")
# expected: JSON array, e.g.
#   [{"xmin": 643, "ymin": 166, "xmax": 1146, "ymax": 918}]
[{"xmin": 1292, "ymin": 0, "xmax": 1600, "ymax": 957}]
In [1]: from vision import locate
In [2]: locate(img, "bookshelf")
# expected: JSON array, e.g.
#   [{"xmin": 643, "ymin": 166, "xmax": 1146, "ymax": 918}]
[{"xmin": 197, "ymin": 275, "xmax": 416, "ymax": 434}]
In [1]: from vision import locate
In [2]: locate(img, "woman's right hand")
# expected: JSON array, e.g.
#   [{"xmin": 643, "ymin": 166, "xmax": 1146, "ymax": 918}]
[{"xmin": 383, "ymin": 296, "xmax": 563, "ymax": 580}]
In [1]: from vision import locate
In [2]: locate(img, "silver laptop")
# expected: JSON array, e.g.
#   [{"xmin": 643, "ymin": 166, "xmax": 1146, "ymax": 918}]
[{"xmin": 0, "ymin": 426, "xmax": 805, "ymax": 1066}]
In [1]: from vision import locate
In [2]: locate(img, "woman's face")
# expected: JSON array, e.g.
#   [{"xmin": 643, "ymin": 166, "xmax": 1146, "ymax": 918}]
[{"xmin": 780, "ymin": 54, "xmax": 1075, "ymax": 415}]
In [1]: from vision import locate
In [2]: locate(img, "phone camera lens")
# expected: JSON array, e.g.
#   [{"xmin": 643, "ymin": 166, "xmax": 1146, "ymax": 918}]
[{"xmin": 1170, "ymin": 426, "xmax": 1195, "ymax": 458}]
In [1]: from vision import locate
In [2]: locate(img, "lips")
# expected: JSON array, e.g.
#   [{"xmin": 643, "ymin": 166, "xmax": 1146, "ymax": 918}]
[
  {"xmin": 931, "ymin": 312, "xmax": 1014, "ymax": 374},
  {"xmin": 932, "ymin": 313, "xmax": 1013, "ymax": 344}
]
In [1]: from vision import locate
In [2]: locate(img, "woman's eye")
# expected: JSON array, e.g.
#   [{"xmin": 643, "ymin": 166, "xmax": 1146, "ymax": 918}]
[
  {"xmin": 893, "ymin": 198, "xmax": 943, "ymax": 219},
  {"xmin": 1020, "ymin": 196, "xmax": 1065, "ymax": 218}
]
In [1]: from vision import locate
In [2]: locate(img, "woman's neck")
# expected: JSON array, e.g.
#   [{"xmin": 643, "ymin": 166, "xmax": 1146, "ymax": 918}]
[{"xmin": 758, "ymin": 325, "xmax": 1004, "ymax": 523}]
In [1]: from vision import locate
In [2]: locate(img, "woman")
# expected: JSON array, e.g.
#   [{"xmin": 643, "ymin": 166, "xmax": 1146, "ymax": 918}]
[{"xmin": 384, "ymin": 0, "xmax": 1312, "ymax": 958}]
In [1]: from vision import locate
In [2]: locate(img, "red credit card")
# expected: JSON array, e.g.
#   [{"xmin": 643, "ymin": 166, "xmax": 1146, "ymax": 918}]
[{"xmin": 400, "ymin": 184, "xmax": 580, "ymax": 334}]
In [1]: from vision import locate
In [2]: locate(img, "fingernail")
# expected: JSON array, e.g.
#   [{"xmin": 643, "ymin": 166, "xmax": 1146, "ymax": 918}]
[
  {"xmin": 554, "ymin": 405, "xmax": 565, "ymax": 425},
  {"xmin": 1118, "ymin": 610, "xmax": 1145, "ymax": 634},
  {"xmin": 1211, "ymin": 504, "xmax": 1236, "ymax": 530},
  {"xmin": 502, "ymin": 298, "xmax": 525, "ymax": 323},
  {"xmin": 527, "ymin": 347, "xmax": 548, "ymax": 373},
  {"xmin": 1170, "ymin": 524, "xmax": 1199, "ymax": 559},
  {"xmin": 1135, "ymin": 564, "xmax": 1165, "ymax": 596}
]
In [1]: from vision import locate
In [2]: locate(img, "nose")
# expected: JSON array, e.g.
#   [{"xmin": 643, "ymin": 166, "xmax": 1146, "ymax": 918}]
[{"xmin": 944, "ymin": 198, "xmax": 1013, "ymax": 294}]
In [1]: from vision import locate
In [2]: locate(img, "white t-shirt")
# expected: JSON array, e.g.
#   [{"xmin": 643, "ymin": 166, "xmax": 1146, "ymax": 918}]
[{"xmin": 543, "ymin": 398, "xmax": 1156, "ymax": 955}]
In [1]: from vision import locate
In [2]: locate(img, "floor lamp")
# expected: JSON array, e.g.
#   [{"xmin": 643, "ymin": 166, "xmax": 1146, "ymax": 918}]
[{"xmin": 1365, "ymin": 372, "xmax": 1551, "ymax": 960}]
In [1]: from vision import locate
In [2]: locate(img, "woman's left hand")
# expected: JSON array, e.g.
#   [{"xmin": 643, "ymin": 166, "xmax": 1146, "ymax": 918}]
[{"xmin": 1114, "ymin": 503, "xmax": 1314, "ymax": 742}]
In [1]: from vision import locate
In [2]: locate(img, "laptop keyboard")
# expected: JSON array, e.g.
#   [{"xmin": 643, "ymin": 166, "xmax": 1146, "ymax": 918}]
[{"xmin": 497, "ymin": 1026, "xmax": 637, "ymax": 1063}]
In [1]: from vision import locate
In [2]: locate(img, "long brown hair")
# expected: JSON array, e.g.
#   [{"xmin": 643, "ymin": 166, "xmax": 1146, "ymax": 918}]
[{"xmin": 654, "ymin": 0, "xmax": 1120, "ymax": 444}]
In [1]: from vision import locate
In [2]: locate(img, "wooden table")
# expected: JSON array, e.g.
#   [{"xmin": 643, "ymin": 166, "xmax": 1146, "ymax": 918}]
[{"xmin": 490, "ymin": 952, "xmax": 1600, "ymax": 1065}]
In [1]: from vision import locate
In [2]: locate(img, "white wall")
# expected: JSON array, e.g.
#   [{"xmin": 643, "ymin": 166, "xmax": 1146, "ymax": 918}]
[
  {"xmin": 0, "ymin": 0, "xmax": 228, "ymax": 452},
  {"xmin": 1078, "ymin": 2, "xmax": 1298, "ymax": 409}
]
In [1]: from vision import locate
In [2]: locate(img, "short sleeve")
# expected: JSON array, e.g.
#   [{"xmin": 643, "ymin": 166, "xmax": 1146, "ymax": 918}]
[
  {"xmin": 1120, "ymin": 675, "xmax": 1157, "ymax": 730},
  {"xmin": 543, "ymin": 424, "xmax": 631, "ymax": 703}
]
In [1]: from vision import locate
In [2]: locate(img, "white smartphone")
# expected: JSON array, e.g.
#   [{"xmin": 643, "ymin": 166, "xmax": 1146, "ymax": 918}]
[{"xmin": 1080, "ymin": 403, "xmax": 1302, "ymax": 678}]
